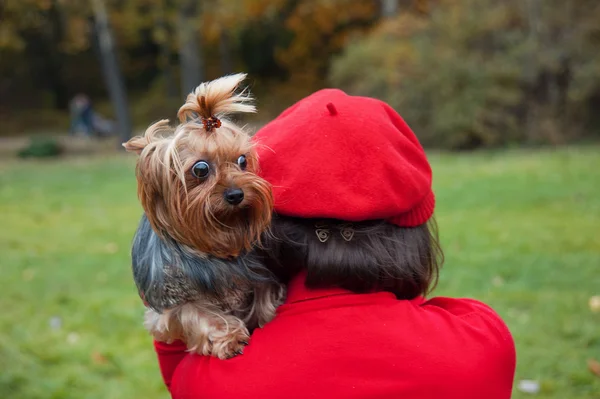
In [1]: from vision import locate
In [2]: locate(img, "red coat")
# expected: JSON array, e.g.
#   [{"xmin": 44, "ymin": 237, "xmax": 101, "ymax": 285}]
[{"xmin": 154, "ymin": 272, "xmax": 516, "ymax": 399}]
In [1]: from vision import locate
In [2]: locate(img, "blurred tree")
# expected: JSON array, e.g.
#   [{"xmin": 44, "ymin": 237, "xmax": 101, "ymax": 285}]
[
  {"xmin": 277, "ymin": 0, "xmax": 378, "ymax": 84},
  {"xmin": 235, "ymin": 3, "xmax": 293, "ymax": 80},
  {"xmin": 91, "ymin": 0, "xmax": 132, "ymax": 141},
  {"xmin": 0, "ymin": 0, "xmax": 77, "ymax": 110},
  {"xmin": 176, "ymin": 0, "xmax": 204, "ymax": 97},
  {"xmin": 40, "ymin": 0, "xmax": 69, "ymax": 109},
  {"xmin": 380, "ymin": 0, "xmax": 399, "ymax": 17},
  {"xmin": 330, "ymin": 0, "xmax": 600, "ymax": 149},
  {"xmin": 200, "ymin": 0, "xmax": 239, "ymax": 76},
  {"xmin": 2, "ymin": 0, "xmax": 599, "ymax": 143},
  {"xmin": 518, "ymin": 0, "xmax": 600, "ymax": 142},
  {"xmin": 153, "ymin": 0, "xmax": 179, "ymax": 98},
  {"xmin": 219, "ymin": 30, "xmax": 233, "ymax": 75},
  {"xmin": 227, "ymin": 0, "xmax": 379, "ymax": 88}
]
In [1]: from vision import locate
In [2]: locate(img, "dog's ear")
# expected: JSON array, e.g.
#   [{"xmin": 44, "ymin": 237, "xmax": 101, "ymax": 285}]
[
  {"xmin": 123, "ymin": 119, "xmax": 172, "ymax": 155},
  {"xmin": 123, "ymin": 136, "xmax": 148, "ymax": 155}
]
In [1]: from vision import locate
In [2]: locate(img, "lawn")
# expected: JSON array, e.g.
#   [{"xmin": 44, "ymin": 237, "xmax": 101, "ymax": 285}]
[{"xmin": 1, "ymin": 145, "xmax": 599, "ymax": 398}]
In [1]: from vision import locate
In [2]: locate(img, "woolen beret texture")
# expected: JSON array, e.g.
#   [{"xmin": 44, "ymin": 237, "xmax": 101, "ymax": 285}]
[{"xmin": 253, "ymin": 88, "xmax": 434, "ymax": 227}]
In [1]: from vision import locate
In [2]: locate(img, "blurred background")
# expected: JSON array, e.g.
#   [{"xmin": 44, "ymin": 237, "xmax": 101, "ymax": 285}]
[{"xmin": 0, "ymin": 0, "xmax": 599, "ymax": 398}]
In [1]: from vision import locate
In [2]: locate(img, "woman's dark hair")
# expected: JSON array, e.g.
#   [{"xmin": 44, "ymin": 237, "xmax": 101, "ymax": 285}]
[{"xmin": 263, "ymin": 215, "xmax": 444, "ymax": 299}]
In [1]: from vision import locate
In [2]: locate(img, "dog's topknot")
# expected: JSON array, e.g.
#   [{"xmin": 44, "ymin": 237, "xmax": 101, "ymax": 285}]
[{"xmin": 177, "ymin": 73, "xmax": 256, "ymax": 125}]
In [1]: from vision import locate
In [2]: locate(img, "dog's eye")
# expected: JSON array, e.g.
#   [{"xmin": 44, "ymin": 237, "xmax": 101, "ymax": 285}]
[
  {"xmin": 191, "ymin": 161, "xmax": 210, "ymax": 179},
  {"xmin": 237, "ymin": 155, "xmax": 247, "ymax": 170}
]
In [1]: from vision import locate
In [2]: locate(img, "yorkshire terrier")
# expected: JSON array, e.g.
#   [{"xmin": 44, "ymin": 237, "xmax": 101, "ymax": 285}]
[{"xmin": 124, "ymin": 73, "xmax": 285, "ymax": 359}]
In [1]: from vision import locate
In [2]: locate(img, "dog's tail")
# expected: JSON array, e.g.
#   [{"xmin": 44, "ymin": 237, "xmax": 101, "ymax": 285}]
[{"xmin": 177, "ymin": 73, "xmax": 255, "ymax": 125}]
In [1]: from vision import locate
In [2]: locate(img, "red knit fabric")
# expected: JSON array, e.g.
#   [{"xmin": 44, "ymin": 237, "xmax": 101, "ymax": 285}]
[
  {"xmin": 253, "ymin": 89, "xmax": 435, "ymax": 227},
  {"xmin": 153, "ymin": 272, "xmax": 516, "ymax": 399}
]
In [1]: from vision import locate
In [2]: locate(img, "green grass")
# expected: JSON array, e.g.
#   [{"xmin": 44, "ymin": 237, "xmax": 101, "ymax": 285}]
[{"xmin": 1, "ymin": 146, "xmax": 599, "ymax": 398}]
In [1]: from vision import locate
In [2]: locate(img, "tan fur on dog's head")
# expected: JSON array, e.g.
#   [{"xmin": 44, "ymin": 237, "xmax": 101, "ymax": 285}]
[{"xmin": 124, "ymin": 73, "xmax": 273, "ymax": 258}]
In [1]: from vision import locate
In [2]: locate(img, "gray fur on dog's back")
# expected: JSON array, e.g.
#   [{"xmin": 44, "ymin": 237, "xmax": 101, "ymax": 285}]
[{"xmin": 131, "ymin": 213, "xmax": 273, "ymax": 312}]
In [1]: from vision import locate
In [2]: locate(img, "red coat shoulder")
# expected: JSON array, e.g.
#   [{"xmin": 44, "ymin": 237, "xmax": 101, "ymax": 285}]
[
  {"xmin": 154, "ymin": 290, "xmax": 515, "ymax": 399},
  {"xmin": 422, "ymin": 296, "xmax": 515, "ymax": 344}
]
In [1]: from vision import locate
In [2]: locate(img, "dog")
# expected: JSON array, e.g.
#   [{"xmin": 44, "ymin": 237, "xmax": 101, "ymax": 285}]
[{"xmin": 124, "ymin": 73, "xmax": 285, "ymax": 359}]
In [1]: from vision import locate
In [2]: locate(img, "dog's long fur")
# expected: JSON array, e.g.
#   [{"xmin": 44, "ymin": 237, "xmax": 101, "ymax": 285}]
[
  {"xmin": 125, "ymin": 74, "xmax": 285, "ymax": 359},
  {"xmin": 132, "ymin": 214, "xmax": 284, "ymax": 356}
]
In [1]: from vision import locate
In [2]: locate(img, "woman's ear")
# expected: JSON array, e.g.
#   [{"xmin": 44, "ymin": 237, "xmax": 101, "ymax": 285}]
[{"xmin": 123, "ymin": 135, "xmax": 149, "ymax": 155}]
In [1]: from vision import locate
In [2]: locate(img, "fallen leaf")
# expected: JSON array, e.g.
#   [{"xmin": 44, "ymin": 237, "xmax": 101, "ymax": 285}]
[
  {"xmin": 517, "ymin": 379, "xmax": 540, "ymax": 394},
  {"xmin": 589, "ymin": 296, "xmax": 600, "ymax": 313},
  {"xmin": 104, "ymin": 242, "xmax": 118, "ymax": 254},
  {"xmin": 589, "ymin": 359, "xmax": 600, "ymax": 378},
  {"xmin": 91, "ymin": 351, "xmax": 108, "ymax": 365}
]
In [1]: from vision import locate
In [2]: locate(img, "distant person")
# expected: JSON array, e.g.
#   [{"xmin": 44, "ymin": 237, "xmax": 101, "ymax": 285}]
[
  {"xmin": 91, "ymin": 112, "xmax": 115, "ymax": 137},
  {"xmin": 151, "ymin": 89, "xmax": 516, "ymax": 399},
  {"xmin": 69, "ymin": 94, "xmax": 94, "ymax": 136},
  {"xmin": 69, "ymin": 94, "xmax": 114, "ymax": 137}
]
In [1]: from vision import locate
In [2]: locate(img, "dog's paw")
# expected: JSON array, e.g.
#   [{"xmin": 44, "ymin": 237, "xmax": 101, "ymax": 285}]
[
  {"xmin": 212, "ymin": 331, "xmax": 250, "ymax": 360},
  {"xmin": 191, "ymin": 328, "xmax": 250, "ymax": 359}
]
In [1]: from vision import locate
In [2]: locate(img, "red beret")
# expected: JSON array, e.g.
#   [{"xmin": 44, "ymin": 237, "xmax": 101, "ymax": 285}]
[{"xmin": 254, "ymin": 89, "xmax": 434, "ymax": 227}]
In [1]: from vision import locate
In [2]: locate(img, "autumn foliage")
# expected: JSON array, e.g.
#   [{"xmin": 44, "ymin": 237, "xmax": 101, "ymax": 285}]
[{"xmin": 1, "ymin": 0, "xmax": 600, "ymax": 148}]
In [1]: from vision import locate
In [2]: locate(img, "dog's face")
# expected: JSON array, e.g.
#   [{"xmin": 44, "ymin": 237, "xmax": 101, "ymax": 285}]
[{"xmin": 125, "ymin": 120, "xmax": 273, "ymax": 258}]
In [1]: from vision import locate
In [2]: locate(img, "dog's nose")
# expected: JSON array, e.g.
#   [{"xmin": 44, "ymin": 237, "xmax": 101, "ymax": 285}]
[{"xmin": 224, "ymin": 188, "xmax": 244, "ymax": 205}]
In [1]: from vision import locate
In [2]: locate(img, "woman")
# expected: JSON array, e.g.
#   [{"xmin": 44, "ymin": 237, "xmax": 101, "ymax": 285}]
[{"xmin": 153, "ymin": 89, "xmax": 516, "ymax": 398}]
